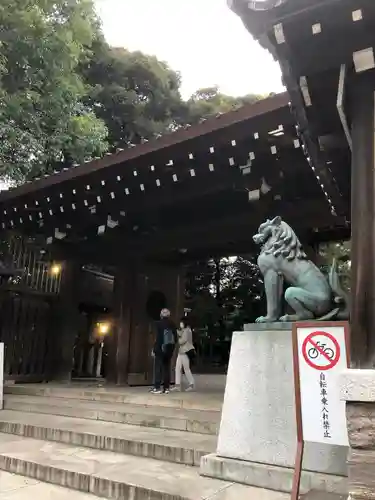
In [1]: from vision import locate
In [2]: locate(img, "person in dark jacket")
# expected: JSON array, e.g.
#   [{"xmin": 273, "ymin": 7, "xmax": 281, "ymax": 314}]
[{"xmin": 151, "ymin": 308, "xmax": 177, "ymax": 394}]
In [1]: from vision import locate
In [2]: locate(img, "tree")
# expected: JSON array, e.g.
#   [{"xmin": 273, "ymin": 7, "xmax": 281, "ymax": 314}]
[
  {"xmin": 185, "ymin": 255, "xmax": 264, "ymax": 369},
  {"xmin": 81, "ymin": 48, "xmax": 263, "ymax": 148},
  {"xmin": 183, "ymin": 85, "xmax": 262, "ymax": 124},
  {"xmin": 220, "ymin": 256, "xmax": 264, "ymax": 329},
  {"xmin": 185, "ymin": 259, "xmax": 221, "ymax": 327},
  {"xmin": 80, "ymin": 42, "xmax": 184, "ymax": 149},
  {"xmin": 0, "ymin": 0, "xmax": 108, "ymax": 182},
  {"xmin": 185, "ymin": 256, "xmax": 264, "ymax": 334}
]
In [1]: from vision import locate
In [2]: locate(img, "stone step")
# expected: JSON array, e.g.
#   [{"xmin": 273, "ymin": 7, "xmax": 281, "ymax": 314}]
[
  {"xmin": 0, "ymin": 433, "xmax": 284, "ymax": 500},
  {"xmin": 5, "ymin": 384, "xmax": 223, "ymax": 412},
  {"xmin": 4, "ymin": 395, "xmax": 219, "ymax": 435},
  {"xmin": 0, "ymin": 470, "xmax": 101, "ymax": 500},
  {"xmin": 0, "ymin": 410, "xmax": 216, "ymax": 466}
]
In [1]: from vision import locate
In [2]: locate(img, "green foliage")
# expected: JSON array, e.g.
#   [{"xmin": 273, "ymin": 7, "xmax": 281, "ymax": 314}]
[
  {"xmin": 183, "ymin": 85, "xmax": 262, "ymax": 124},
  {"xmin": 0, "ymin": 1, "xmax": 263, "ymax": 182},
  {"xmin": 185, "ymin": 256, "xmax": 264, "ymax": 370},
  {"xmin": 319, "ymin": 240, "xmax": 351, "ymax": 291},
  {"xmin": 0, "ymin": 0, "xmax": 108, "ymax": 182},
  {"xmin": 185, "ymin": 256, "xmax": 264, "ymax": 333},
  {"xmin": 81, "ymin": 43, "xmax": 263, "ymax": 152},
  {"xmin": 80, "ymin": 42, "xmax": 184, "ymax": 148}
]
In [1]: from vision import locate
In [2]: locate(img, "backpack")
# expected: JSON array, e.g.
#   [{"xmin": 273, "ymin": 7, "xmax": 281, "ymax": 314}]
[{"xmin": 162, "ymin": 328, "xmax": 175, "ymax": 352}]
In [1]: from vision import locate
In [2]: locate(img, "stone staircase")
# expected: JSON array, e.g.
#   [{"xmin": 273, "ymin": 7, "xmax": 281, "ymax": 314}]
[{"xmin": 0, "ymin": 385, "xmax": 288, "ymax": 500}]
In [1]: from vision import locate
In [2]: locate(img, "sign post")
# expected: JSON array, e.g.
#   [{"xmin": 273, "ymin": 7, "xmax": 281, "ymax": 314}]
[{"xmin": 291, "ymin": 322, "xmax": 350, "ymax": 500}]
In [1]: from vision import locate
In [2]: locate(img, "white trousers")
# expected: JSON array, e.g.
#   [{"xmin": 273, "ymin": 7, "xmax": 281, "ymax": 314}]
[{"xmin": 175, "ymin": 353, "xmax": 194, "ymax": 386}]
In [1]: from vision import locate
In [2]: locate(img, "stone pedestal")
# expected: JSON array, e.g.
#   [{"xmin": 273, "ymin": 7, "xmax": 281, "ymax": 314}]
[
  {"xmin": 200, "ymin": 324, "xmax": 348, "ymax": 494},
  {"xmin": 341, "ymin": 369, "xmax": 375, "ymax": 500}
]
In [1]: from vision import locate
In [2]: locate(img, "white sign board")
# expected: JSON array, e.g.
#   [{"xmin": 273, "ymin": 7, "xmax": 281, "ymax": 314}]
[
  {"xmin": 0, "ymin": 343, "xmax": 3, "ymax": 410},
  {"xmin": 294, "ymin": 324, "xmax": 349, "ymax": 447}
]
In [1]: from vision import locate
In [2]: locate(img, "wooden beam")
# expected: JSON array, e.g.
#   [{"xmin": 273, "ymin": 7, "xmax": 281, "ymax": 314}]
[{"xmin": 49, "ymin": 197, "xmax": 343, "ymax": 266}]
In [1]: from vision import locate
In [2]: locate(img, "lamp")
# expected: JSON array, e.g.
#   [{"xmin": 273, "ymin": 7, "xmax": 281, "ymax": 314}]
[
  {"xmin": 50, "ymin": 263, "xmax": 62, "ymax": 276},
  {"xmin": 97, "ymin": 322, "xmax": 111, "ymax": 336}
]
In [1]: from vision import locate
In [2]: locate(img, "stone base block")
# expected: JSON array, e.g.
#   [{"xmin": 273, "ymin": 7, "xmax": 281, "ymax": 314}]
[
  {"xmin": 200, "ymin": 453, "xmax": 348, "ymax": 495},
  {"xmin": 348, "ymin": 449, "xmax": 375, "ymax": 500},
  {"xmin": 301, "ymin": 491, "xmax": 347, "ymax": 500},
  {"xmin": 341, "ymin": 369, "xmax": 375, "ymax": 500},
  {"xmin": 215, "ymin": 326, "xmax": 347, "ymax": 475}
]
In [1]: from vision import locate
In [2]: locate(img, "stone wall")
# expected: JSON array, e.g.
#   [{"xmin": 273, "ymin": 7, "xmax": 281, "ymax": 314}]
[{"xmin": 341, "ymin": 370, "xmax": 375, "ymax": 500}]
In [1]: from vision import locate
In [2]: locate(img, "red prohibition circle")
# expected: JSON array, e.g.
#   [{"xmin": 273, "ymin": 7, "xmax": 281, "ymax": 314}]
[{"xmin": 302, "ymin": 330, "xmax": 341, "ymax": 371}]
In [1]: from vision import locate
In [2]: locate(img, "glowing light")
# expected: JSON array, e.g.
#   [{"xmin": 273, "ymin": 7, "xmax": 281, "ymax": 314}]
[
  {"xmin": 50, "ymin": 263, "xmax": 61, "ymax": 276},
  {"xmin": 97, "ymin": 322, "xmax": 110, "ymax": 336}
]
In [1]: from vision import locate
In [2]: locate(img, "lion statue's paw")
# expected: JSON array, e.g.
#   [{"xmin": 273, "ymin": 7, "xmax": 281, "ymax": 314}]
[
  {"xmin": 255, "ymin": 316, "xmax": 266, "ymax": 323},
  {"xmin": 255, "ymin": 316, "xmax": 278, "ymax": 323}
]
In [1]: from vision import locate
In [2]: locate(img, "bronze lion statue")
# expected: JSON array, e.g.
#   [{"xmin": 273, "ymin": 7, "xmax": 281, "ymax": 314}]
[{"xmin": 253, "ymin": 216, "xmax": 349, "ymax": 323}]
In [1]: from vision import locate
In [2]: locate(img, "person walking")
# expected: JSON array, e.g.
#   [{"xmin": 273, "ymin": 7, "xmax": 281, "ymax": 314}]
[
  {"xmin": 173, "ymin": 318, "xmax": 195, "ymax": 392},
  {"xmin": 151, "ymin": 308, "xmax": 177, "ymax": 394}
]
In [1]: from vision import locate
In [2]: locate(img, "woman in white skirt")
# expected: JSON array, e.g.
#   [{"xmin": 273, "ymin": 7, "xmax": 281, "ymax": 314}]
[{"xmin": 174, "ymin": 319, "xmax": 195, "ymax": 392}]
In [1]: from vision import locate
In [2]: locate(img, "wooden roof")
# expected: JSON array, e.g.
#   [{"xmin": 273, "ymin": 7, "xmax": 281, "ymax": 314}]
[
  {"xmin": 0, "ymin": 93, "xmax": 290, "ymax": 201},
  {"xmin": 229, "ymin": 0, "xmax": 363, "ymax": 224},
  {"xmin": 0, "ymin": 93, "xmax": 349, "ymax": 264}
]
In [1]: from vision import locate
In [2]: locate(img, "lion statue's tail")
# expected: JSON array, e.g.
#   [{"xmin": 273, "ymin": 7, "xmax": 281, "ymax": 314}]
[
  {"xmin": 329, "ymin": 258, "xmax": 350, "ymax": 319},
  {"xmin": 318, "ymin": 258, "xmax": 350, "ymax": 321}
]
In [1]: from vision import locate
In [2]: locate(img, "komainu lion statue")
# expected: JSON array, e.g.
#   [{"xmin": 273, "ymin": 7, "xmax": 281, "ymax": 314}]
[{"xmin": 253, "ymin": 216, "xmax": 349, "ymax": 323}]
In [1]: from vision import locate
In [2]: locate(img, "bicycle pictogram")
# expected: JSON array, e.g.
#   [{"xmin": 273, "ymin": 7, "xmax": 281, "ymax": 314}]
[
  {"xmin": 302, "ymin": 331, "xmax": 341, "ymax": 371},
  {"xmin": 307, "ymin": 341, "xmax": 334, "ymax": 361}
]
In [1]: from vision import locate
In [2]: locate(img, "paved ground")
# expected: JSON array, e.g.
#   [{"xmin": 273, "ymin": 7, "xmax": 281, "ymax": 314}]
[
  {"xmin": 5, "ymin": 376, "xmax": 226, "ymax": 395},
  {"xmin": 4, "ymin": 383, "xmax": 224, "ymax": 410},
  {"xmin": 0, "ymin": 471, "xmax": 99, "ymax": 499},
  {"xmin": 0, "ymin": 470, "xmax": 289, "ymax": 500},
  {"xmin": 0, "ymin": 381, "xmax": 290, "ymax": 499}
]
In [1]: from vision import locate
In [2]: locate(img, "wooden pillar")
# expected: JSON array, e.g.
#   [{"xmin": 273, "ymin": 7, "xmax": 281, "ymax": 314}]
[
  {"xmin": 349, "ymin": 75, "xmax": 375, "ymax": 367},
  {"xmin": 106, "ymin": 266, "xmax": 135, "ymax": 385},
  {"xmin": 339, "ymin": 71, "xmax": 375, "ymax": 500},
  {"xmin": 50, "ymin": 260, "xmax": 82, "ymax": 381}
]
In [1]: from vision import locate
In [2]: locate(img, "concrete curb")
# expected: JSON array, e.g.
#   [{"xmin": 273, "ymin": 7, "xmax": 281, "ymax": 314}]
[{"xmin": 200, "ymin": 454, "xmax": 348, "ymax": 495}]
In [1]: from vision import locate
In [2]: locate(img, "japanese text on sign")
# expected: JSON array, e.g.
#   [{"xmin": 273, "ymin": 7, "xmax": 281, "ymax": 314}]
[{"xmin": 320, "ymin": 373, "xmax": 331, "ymax": 439}]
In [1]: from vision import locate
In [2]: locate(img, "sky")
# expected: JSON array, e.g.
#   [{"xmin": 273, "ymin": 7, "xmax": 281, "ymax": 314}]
[{"xmin": 95, "ymin": 0, "xmax": 284, "ymax": 100}]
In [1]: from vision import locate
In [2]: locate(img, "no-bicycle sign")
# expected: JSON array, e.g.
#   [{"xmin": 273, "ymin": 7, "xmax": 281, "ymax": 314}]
[
  {"xmin": 291, "ymin": 322, "xmax": 350, "ymax": 500},
  {"xmin": 302, "ymin": 330, "xmax": 341, "ymax": 371},
  {"xmin": 293, "ymin": 323, "xmax": 349, "ymax": 447}
]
